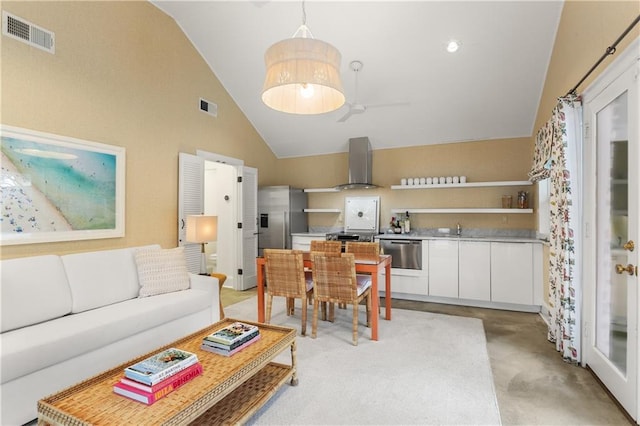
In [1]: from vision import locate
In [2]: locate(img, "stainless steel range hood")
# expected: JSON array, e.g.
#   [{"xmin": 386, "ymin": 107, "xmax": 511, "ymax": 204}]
[{"xmin": 334, "ymin": 137, "xmax": 378, "ymax": 190}]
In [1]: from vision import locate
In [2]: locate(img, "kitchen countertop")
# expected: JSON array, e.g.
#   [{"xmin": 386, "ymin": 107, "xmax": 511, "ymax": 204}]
[
  {"xmin": 293, "ymin": 231, "xmax": 546, "ymax": 244},
  {"xmin": 291, "ymin": 232, "xmax": 327, "ymax": 237},
  {"xmin": 375, "ymin": 232, "xmax": 545, "ymax": 244}
]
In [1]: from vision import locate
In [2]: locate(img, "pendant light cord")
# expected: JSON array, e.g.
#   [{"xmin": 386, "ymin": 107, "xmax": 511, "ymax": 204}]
[
  {"xmin": 292, "ymin": 1, "xmax": 313, "ymax": 38},
  {"xmin": 566, "ymin": 14, "xmax": 640, "ymax": 96},
  {"xmin": 301, "ymin": 0, "xmax": 306, "ymax": 26}
]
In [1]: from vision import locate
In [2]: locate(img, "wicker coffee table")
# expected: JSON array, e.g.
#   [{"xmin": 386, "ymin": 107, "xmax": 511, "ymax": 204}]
[{"xmin": 37, "ymin": 318, "xmax": 297, "ymax": 425}]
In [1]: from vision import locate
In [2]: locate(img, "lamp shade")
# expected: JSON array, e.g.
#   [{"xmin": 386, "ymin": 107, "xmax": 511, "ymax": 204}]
[
  {"xmin": 262, "ymin": 37, "xmax": 345, "ymax": 114},
  {"xmin": 186, "ymin": 215, "xmax": 217, "ymax": 244}
]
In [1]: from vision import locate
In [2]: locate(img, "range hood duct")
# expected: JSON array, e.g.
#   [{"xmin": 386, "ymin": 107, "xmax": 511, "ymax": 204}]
[{"xmin": 335, "ymin": 137, "xmax": 378, "ymax": 190}]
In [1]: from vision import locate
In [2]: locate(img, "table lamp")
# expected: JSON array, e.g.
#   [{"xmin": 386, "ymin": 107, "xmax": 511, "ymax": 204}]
[{"xmin": 186, "ymin": 215, "xmax": 218, "ymax": 275}]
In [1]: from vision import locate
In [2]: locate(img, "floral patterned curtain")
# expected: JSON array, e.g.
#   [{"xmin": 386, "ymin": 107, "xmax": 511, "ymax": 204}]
[
  {"xmin": 530, "ymin": 96, "xmax": 582, "ymax": 364},
  {"xmin": 529, "ymin": 120, "xmax": 554, "ymax": 181}
]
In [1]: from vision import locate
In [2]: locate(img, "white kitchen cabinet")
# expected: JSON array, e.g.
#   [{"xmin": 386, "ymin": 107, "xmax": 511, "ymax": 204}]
[
  {"xmin": 428, "ymin": 240, "xmax": 458, "ymax": 298},
  {"xmin": 490, "ymin": 242, "xmax": 533, "ymax": 305},
  {"xmin": 291, "ymin": 235, "xmax": 324, "ymax": 251},
  {"xmin": 459, "ymin": 241, "xmax": 491, "ymax": 301},
  {"xmin": 377, "ymin": 236, "xmax": 542, "ymax": 311},
  {"xmin": 381, "ymin": 270, "xmax": 428, "ymax": 296}
]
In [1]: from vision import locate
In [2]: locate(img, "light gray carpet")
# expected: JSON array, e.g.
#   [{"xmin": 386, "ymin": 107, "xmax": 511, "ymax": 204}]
[{"xmin": 225, "ymin": 296, "xmax": 502, "ymax": 425}]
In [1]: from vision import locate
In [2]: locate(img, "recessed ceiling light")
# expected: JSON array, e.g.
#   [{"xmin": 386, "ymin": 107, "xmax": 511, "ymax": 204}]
[{"xmin": 446, "ymin": 40, "xmax": 460, "ymax": 53}]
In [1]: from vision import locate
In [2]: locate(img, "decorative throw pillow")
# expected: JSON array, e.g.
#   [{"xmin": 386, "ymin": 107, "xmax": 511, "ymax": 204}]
[{"xmin": 135, "ymin": 246, "xmax": 190, "ymax": 297}]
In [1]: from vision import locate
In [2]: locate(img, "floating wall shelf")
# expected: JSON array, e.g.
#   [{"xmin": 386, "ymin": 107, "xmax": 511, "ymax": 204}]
[
  {"xmin": 390, "ymin": 180, "xmax": 532, "ymax": 190},
  {"xmin": 303, "ymin": 208, "xmax": 341, "ymax": 213},
  {"xmin": 303, "ymin": 188, "xmax": 340, "ymax": 193},
  {"xmin": 391, "ymin": 208, "xmax": 533, "ymax": 214}
]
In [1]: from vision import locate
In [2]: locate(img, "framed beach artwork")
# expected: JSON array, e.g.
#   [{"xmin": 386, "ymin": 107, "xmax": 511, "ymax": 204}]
[{"xmin": 0, "ymin": 125, "xmax": 125, "ymax": 245}]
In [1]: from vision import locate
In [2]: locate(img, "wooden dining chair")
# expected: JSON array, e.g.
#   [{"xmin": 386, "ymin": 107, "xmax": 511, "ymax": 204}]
[
  {"xmin": 345, "ymin": 241, "xmax": 381, "ymax": 313},
  {"xmin": 311, "ymin": 252, "xmax": 371, "ymax": 345},
  {"xmin": 310, "ymin": 240, "xmax": 342, "ymax": 253},
  {"xmin": 309, "ymin": 250, "xmax": 341, "ymax": 320},
  {"xmin": 308, "ymin": 240, "xmax": 342, "ymax": 288},
  {"xmin": 345, "ymin": 241, "xmax": 380, "ymax": 260},
  {"xmin": 263, "ymin": 249, "xmax": 313, "ymax": 336}
]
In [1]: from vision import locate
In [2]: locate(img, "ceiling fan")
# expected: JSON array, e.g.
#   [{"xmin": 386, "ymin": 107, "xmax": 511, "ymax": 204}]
[{"xmin": 337, "ymin": 60, "xmax": 409, "ymax": 123}]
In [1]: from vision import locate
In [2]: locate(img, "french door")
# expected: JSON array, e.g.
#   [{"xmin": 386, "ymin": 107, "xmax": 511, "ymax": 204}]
[{"xmin": 583, "ymin": 40, "xmax": 639, "ymax": 419}]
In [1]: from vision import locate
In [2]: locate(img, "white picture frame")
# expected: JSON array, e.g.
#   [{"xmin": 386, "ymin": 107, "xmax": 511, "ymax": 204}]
[{"xmin": 1, "ymin": 125, "xmax": 125, "ymax": 245}]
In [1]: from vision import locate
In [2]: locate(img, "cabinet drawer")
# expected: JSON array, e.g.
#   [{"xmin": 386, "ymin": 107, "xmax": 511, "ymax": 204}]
[
  {"xmin": 292, "ymin": 242, "xmax": 311, "ymax": 251},
  {"xmin": 381, "ymin": 271, "xmax": 428, "ymax": 296}
]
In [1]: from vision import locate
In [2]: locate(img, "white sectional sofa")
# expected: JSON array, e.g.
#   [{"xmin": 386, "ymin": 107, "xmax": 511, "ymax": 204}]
[{"xmin": 0, "ymin": 244, "xmax": 220, "ymax": 426}]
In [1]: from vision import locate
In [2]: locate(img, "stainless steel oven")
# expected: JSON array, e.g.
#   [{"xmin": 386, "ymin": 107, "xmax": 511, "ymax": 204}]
[{"xmin": 379, "ymin": 239, "xmax": 422, "ymax": 270}]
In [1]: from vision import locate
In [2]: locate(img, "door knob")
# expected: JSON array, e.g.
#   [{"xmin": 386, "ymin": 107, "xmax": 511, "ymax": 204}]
[
  {"xmin": 615, "ymin": 263, "xmax": 636, "ymax": 276},
  {"xmin": 623, "ymin": 240, "xmax": 635, "ymax": 252}
]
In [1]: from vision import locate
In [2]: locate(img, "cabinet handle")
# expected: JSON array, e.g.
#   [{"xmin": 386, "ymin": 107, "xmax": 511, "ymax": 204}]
[{"xmin": 623, "ymin": 240, "xmax": 635, "ymax": 252}]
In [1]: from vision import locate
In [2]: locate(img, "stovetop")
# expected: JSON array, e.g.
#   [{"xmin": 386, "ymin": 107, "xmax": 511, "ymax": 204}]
[{"xmin": 325, "ymin": 231, "xmax": 377, "ymax": 242}]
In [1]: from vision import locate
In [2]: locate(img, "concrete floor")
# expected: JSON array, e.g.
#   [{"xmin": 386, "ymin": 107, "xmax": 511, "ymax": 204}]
[{"xmin": 222, "ymin": 288, "xmax": 631, "ymax": 425}]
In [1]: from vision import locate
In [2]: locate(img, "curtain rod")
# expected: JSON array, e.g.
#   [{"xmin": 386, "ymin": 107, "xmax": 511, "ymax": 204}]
[{"xmin": 566, "ymin": 14, "xmax": 640, "ymax": 96}]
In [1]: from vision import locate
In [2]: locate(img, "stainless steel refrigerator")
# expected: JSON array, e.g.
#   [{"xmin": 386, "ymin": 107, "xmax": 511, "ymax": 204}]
[{"xmin": 258, "ymin": 186, "xmax": 308, "ymax": 255}]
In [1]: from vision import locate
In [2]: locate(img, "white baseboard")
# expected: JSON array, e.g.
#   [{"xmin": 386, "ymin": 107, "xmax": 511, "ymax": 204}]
[{"xmin": 538, "ymin": 302, "xmax": 552, "ymax": 327}]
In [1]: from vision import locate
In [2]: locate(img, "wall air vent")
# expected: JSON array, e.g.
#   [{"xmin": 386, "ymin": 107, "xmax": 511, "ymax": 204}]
[
  {"xmin": 199, "ymin": 98, "xmax": 218, "ymax": 118},
  {"xmin": 2, "ymin": 11, "xmax": 55, "ymax": 54}
]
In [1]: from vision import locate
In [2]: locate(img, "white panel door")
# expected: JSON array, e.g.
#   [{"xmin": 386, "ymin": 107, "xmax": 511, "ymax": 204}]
[
  {"xmin": 490, "ymin": 242, "xmax": 533, "ymax": 305},
  {"xmin": 583, "ymin": 44, "xmax": 638, "ymax": 419},
  {"xmin": 459, "ymin": 241, "xmax": 491, "ymax": 301},
  {"xmin": 239, "ymin": 166, "xmax": 258, "ymax": 290},
  {"xmin": 203, "ymin": 162, "xmax": 236, "ymax": 288},
  {"xmin": 178, "ymin": 153, "xmax": 204, "ymax": 274},
  {"xmin": 428, "ymin": 240, "xmax": 458, "ymax": 298}
]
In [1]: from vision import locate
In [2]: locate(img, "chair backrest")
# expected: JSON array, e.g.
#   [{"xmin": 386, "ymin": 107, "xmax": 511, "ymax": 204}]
[
  {"xmin": 345, "ymin": 241, "xmax": 379, "ymax": 261},
  {"xmin": 310, "ymin": 240, "xmax": 342, "ymax": 253},
  {"xmin": 311, "ymin": 252, "xmax": 357, "ymax": 301},
  {"xmin": 264, "ymin": 249, "xmax": 307, "ymax": 298}
]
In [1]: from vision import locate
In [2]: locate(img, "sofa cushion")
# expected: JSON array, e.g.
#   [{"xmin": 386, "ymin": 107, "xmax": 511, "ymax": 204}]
[
  {"xmin": 0, "ymin": 286, "xmax": 211, "ymax": 384},
  {"xmin": 135, "ymin": 246, "xmax": 190, "ymax": 297},
  {"xmin": 62, "ymin": 245, "xmax": 160, "ymax": 314},
  {"xmin": 1, "ymin": 255, "xmax": 72, "ymax": 333}
]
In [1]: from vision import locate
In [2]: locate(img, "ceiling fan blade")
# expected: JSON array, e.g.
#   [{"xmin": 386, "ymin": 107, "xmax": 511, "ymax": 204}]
[
  {"xmin": 337, "ymin": 104, "xmax": 366, "ymax": 123},
  {"xmin": 365, "ymin": 101, "xmax": 411, "ymax": 109},
  {"xmin": 337, "ymin": 109, "xmax": 354, "ymax": 123}
]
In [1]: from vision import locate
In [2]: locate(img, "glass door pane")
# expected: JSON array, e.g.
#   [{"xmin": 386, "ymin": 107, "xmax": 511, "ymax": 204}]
[{"xmin": 595, "ymin": 90, "xmax": 628, "ymax": 374}]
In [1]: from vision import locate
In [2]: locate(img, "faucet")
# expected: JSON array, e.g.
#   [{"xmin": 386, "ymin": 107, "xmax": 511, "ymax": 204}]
[{"xmin": 456, "ymin": 223, "xmax": 462, "ymax": 236}]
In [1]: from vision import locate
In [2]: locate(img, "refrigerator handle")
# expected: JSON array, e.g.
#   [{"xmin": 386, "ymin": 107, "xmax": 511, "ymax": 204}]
[{"xmin": 283, "ymin": 211, "xmax": 287, "ymax": 249}]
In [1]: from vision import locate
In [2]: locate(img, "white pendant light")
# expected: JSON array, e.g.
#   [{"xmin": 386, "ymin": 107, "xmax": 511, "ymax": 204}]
[{"xmin": 262, "ymin": 2, "xmax": 345, "ymax": 115}]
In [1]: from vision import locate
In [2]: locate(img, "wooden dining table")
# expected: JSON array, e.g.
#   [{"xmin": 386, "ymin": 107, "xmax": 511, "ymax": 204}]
[{"xmin": 255, "ymin": 253, "xmax": 392, "ymax": 341}]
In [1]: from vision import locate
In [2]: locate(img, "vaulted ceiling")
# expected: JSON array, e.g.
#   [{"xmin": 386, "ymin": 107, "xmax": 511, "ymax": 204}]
[{"xmin": 151, "ymin": 1, "xmax": 563, "ymax": 158}]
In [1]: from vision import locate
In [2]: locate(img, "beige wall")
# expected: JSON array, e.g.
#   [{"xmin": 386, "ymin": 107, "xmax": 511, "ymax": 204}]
[
  {"xmin": 1, "ymin": 1, "xmax": 278, "ymax": 259},
  {"xmin": 279, "ymin": 137, "xmax": 535, "ymax": 231},
  {"xmin": 533, "ymin": 0, "xmax": 639, "ymax": 135}
]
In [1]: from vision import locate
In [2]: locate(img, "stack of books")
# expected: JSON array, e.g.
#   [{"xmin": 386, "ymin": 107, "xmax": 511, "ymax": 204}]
[
  {"xmin": 200, "ymin": 321, "xmax": 261, "ymax": 356},
  {"xmin": 113, "ymin": 348, "xmax": 202, "ymax": 405}
]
